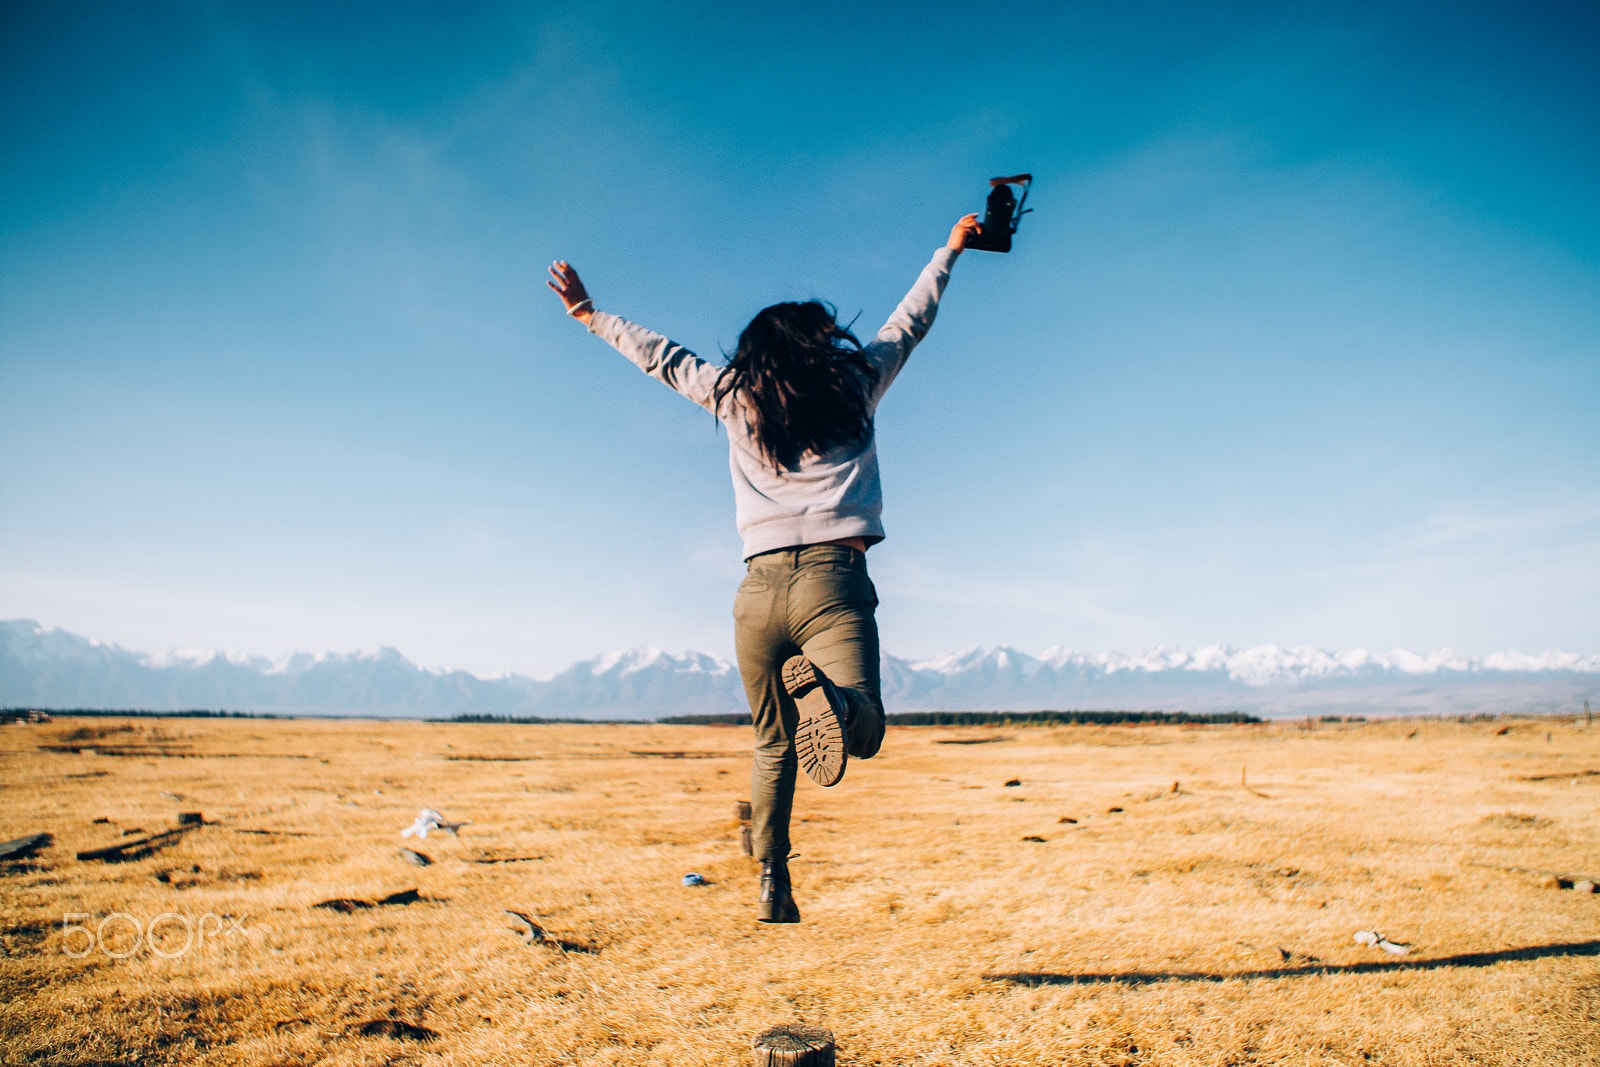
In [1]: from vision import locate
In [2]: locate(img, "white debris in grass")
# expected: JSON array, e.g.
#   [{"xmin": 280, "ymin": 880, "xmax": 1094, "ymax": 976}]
[
  {"xmin": 1353, "ymin": 930, "xmax": 1411, "ymax": 955},
  {"xmin": 401, "ymin": 809, "xmax": 468, "ymax": 839}
]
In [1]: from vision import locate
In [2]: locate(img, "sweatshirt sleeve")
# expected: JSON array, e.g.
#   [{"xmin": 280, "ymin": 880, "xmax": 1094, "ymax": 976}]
[
  {"xmin": 863, "ymin": 247, "xmax": 959, "ymax": 399},
  {"xmin": 587, "ymin": 312, "xmax": 723, "ymax": 413}
]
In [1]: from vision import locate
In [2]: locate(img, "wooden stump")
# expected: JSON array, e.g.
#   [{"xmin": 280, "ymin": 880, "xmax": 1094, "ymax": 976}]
[
  {"xmin": 753, "ymin": 1025, "xmax": 834, "ymax": 1066},
  {"xmin": 736, "ymin": 799, "xmax": 753, "ymax": 857}
]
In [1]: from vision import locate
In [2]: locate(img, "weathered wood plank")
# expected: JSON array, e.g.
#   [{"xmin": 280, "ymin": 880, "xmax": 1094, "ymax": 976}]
[{"xmin": 0, "ymin": 832, "xmax": 52, "ymax": 861}]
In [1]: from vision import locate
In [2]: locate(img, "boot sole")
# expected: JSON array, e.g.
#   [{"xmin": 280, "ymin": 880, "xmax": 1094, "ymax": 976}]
[{"xmin": 783, "ymin": 655, "xmax": 848, "ymax": 788}]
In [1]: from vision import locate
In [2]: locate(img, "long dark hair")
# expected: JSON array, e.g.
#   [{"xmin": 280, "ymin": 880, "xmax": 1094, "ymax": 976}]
[{"xmin": 712, "ymin": 301, "xmax": 880, "ymax": 470}]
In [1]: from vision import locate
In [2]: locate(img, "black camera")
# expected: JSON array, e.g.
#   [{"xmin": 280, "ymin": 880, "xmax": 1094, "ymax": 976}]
[{"xmin": 967, "ymin": 173, "xmax": 1033, "ymax": 253}]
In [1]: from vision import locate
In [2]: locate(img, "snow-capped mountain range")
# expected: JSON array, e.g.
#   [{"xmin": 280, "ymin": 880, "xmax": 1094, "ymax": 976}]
[{"xmin": 2, "ymin": 619, "xmax": 1594, "ymax": 719}]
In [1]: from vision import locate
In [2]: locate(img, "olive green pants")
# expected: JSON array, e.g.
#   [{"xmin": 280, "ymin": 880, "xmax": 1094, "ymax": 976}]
[{"xmin": 734, "ymin": 544, "xmax": 886, "ymax": 861}]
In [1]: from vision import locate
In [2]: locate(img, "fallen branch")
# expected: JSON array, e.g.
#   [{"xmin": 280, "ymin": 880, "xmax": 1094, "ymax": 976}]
[
  {"xmin": 1518, "ymin": 769, "xmax": 1599, "ymax": 782},
  {"xmin": 505, "ymin": 909, "xmax": 599, "ymax": 954},
  {"xmin": 312, "ymin": 889, "xmax": 422, "ymax": 913},
  {"xmin": 312, "ymin": 898, "xmax": 372, "ymax": 913},
  {"xmin": 349, "ymin": 1019, "xmax": 438, "ymax": 1041},
  {"xmin": 1468, "ymin": 860, "xmax": 1600, "ymax": 883},
  {"xmin": 1241, "ymin": 766, "xmax": 1272, "ymax": 799},
  {"xmin": 76, "ymin": 827, "xmax": 194, "ymax": 863}
]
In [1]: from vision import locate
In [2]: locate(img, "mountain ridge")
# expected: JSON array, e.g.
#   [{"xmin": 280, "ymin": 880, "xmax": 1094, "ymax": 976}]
[{"xmin": 2, "ymin": 619, "xmax": 1594, "ymax": 719}]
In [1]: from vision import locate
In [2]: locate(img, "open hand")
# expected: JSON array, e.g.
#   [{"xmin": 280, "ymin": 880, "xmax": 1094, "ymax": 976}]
[
  {"xmin": 547, "ymin": 260, "xmax": 595, "ymax": 324},
  {"xmin": 947, "ymin": 213, "xmax": 981, "ymax": 252}
]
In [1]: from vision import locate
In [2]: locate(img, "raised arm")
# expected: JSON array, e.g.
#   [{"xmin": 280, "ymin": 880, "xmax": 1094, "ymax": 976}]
[
  {"xmin": 864, "ymin": 214, "xmax": 980, "ymax": 395},
  {"xmin": 547, "ymin": 259, "xmax": 721, "ymax": 412}
]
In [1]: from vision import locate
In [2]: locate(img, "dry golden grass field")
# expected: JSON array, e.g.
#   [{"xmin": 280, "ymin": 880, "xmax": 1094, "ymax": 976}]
[{"xmin": 2, "ymin": 714, "xmax": 1598, "ymax": 1066}]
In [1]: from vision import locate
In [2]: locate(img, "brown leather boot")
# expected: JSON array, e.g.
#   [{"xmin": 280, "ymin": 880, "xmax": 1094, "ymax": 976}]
[
  {"xmin": 847, "ymin": 692, "xmax": 886, "ymax": 759},
  {"xmin": 758, "ymin": 858, "xmax": 801, "ymax": 923}
]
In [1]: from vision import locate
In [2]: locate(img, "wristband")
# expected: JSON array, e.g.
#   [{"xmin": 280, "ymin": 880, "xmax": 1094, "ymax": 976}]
[{"xmin": 566, "ymin": 298, "xmax": 594, "ymax": 318}]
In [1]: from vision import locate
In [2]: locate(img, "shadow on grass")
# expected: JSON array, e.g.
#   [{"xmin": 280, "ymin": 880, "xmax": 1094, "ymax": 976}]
[{"xmin": 986, "ymin": 940, "xmax": 1600, "ymax": 987}]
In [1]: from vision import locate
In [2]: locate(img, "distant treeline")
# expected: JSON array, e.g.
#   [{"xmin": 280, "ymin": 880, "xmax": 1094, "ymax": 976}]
[
  {"xmin": 20, "ymin": 708, "xmax": 1563, "ymax": 726},
  {"xmin": 4, "ymin": 707, "xmax": 276, "ymax": 719},
  {"xmin": 656, "ymin": 713, "xmax": 752, "ymax": 725},
  {"xmin": 438, "ymin": 713, "xmax": 646, "ymax": 725},
  {"xmin": 886, "ymin": 710, "xmax": 1262, "ymax": 726},
  {"xmin": 659, "ymin": 709, "xmax": 1263, "ymax": 726}
]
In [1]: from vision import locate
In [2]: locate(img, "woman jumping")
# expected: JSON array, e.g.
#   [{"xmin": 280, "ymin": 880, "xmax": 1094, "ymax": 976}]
[{"xmin": 548, "ymin": 212, "xmax": 981, "ymax": 923}]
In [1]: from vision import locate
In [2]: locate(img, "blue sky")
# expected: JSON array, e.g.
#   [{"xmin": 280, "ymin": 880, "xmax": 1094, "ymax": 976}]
[{"xmin": 2, "ymin": 0, "xmax": 1596, "ymax": 675}]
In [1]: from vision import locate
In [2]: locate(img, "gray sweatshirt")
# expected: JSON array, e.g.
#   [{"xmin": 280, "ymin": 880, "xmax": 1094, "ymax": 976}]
[{"xmin": 587, "ymin": 247, "xmax": 959, "ymax": 559}]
